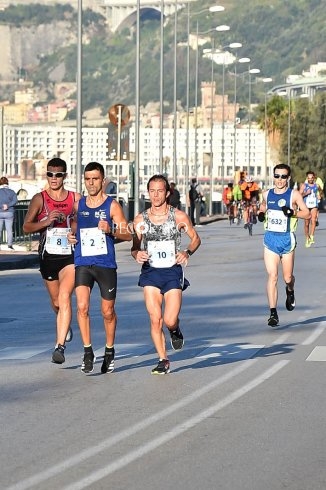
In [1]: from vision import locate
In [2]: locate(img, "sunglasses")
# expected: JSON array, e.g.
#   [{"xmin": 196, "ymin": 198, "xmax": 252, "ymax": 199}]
[
  {"xmin": 47, "ymin": 171, "xmax": 66, "ymax": 178},
  {"xmin": 274, "ymin": 174, "xmax": 289, "ymax": 180}
]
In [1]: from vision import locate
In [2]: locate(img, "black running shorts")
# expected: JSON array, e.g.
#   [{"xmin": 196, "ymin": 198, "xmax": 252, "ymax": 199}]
[{"xmin": 75, "ymin": 265, "xmax": 117, "ymax": 300}]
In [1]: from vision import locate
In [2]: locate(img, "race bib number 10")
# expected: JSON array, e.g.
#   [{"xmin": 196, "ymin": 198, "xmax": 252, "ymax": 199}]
[{"xmin": 147, "ymin": 240, "xmax": 176, "ymax": 268}]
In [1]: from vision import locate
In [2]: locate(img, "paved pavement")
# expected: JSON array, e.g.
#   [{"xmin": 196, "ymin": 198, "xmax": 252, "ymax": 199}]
[{"xmin": 0, "ymin": 213, "xmax": 225, "ymax": 271}]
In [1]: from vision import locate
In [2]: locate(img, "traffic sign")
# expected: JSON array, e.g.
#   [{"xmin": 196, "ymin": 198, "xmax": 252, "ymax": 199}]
[{"xmin": 108, "ymin": 103, "xmax": 130, "ymax": 127}]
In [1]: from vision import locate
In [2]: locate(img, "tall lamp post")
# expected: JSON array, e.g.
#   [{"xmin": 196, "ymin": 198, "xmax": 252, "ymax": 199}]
[
  {"xmin": 134, "ymin": 0, "xmax": 140, "ymax": 216},
  {"xmin": 203, "ymin": 42, "xmax": 241, "ymax": 203},
  {"xmin": 204, "ymin": 24, "xmax": 230, "ymax": 216},
  {"xmin": 76, "ymin": 0, "xmax": 83, "ymax": 193},
  {"xmin": 248, "ymin": 67, "xmax": 260, "ymax": 171},
  {"xmin": 159, "ymin": 0, "xmax": 164, "ymax": 173},
  {"xmin": 234, "ymin": 57, "xmax": 250, "ymax": 173},
  {"xmin": 184, "ymin": 5, "xmax": 225, "ymax": 204},
  {"xmin": 262, "ymin": 77, "xmax": 273, "ymax": 187}
]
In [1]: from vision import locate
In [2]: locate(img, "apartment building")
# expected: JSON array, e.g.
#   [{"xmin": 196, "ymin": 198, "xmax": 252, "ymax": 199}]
[{"xmin": 2, "ymin": 121, "xmax": 272, "ymax": 197}]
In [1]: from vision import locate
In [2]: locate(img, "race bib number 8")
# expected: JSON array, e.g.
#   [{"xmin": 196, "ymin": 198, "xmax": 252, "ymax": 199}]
[
  {"xmin": 45, "ymin": 227, "xmax": 71, "ymax": 255},
  {"xmin": 80, "ymin": 228, "xmax": 108, "ymax": 256},
  {"xmin": 266, "ymin": 209, "xmax": 287, "ymax": 232},
  {"xmin": 147, "ymin": 240, "xmax": 176, "ymax": 268}
]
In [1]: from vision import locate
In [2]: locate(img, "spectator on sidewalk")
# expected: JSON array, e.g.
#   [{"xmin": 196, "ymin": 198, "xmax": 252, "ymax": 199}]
[
  {"xmin": 189, "ymin": 178, "xmax": 203, "ymax": 226},
  {"xmin": 168, "ymin": 182, "xmax": 181, "ymax": 209},
  {"xmin": 0, "ymin": 176, "xmax": 18, "ymax": 251}
]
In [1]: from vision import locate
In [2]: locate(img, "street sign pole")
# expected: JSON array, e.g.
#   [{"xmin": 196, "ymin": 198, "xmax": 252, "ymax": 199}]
[{"xmin": 108, "ymin": 103, "xmax": 130, "ymax": 203}]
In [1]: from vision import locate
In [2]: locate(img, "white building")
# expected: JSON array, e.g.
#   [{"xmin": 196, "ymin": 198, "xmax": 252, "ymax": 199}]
[{"xmin": 2, "ymin": 121, "xmax": 272, "ymax": 197}]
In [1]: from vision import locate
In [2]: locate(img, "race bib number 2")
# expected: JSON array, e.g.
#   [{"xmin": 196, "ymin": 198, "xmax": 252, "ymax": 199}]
[
  {"xmin": 147, "ymin": 240, "xmax": 176, "ymax": 268},
  {"xmin": 80, "ymin": 228, "xmax": 108, "ymax": 256}
]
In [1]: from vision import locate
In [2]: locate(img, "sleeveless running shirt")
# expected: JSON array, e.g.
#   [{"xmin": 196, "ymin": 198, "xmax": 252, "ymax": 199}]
[
  {"xmin": 265, "ymin": 188, "xmax": 297, "ymax": 233},
  {"xmin": 302, "ymin": 182, "xmax": 318, "ymax": 209},
  {"xmin": 38, "ymin": 190, "xmax": 75, "ymax": 257},
  {"xmin": 141, "ymin": 206, "xmax": 181, "ymax": 268},
  {"xmin": 74, "ymin": 196, "xmax": 117, "ymax": 269}
]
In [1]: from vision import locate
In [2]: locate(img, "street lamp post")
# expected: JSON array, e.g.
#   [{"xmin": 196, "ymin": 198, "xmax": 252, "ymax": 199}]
[
  {"xmin": 76, "ymin": 0, "xmax": 83, "ymax": 194},
  {"xmin": 248, "ymin": 67, "xmax": 260, "ymax": 171},
  {"xmin": 219, "ymin": 43, "xmax": 241, "ymax": 196},
  {"xmin": 134, "ymin": 0, "xmax": 140, "ymax": 216},
  {"xmin": 262, "ymin": 77, "xmax": 273, "ymax": 187},
  {"xmin": 172, "ymin": 0, "xmax": 177, "ymax": 182},
  {"xmin": 234, "ymin": 57, "xmax": 250, "ymax": 173},
  {"xmin": 204, "ymin": 24, "xmax": 230, "ymax": 216},
  {"xmin": 159, "ymin": 0, "xmax": 164, "ymax": 173},
  {"xmin": 185, "ymin": 5, "xmax": 225, "ymax": 209}
]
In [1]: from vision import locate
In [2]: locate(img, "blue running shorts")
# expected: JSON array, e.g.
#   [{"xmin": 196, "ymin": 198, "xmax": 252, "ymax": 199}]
[
  {"xmin": 138, "ymin": 263, "xmax": 190, "ymax": 294},
  {"xmin": 264, "ymin": 231, "xmax": 296, "ymax": 256}
]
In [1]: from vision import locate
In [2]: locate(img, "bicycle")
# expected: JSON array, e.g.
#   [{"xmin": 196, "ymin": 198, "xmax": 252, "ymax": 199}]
[
  {"xmin": 234, "ymin": 201, "xmax": 244, "ymax": 225},
  {"xmin": 244, "ymin": 199, "xmax": 258, "ymax": 236}
]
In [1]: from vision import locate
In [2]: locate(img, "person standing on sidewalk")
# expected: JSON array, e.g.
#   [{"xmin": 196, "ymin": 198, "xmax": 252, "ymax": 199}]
[
  {"xmin": 189, "ymin": 178, "xmax": 203, "ymax": 226},
  {"xmin": 23, "ymin": 158, "xmax": 81, "ymax": 364},
  {"xmin": 0, "ymin": 176, "xmax": 18, "ymax": 251},
  {"xmin": 258, "ymin": 163, "xmax": 310, "ymax": 327},
  {"xmin": 67, "ymin": 162, "xmax": 131, "ymax": 375},
  {"xmin": 131, "ymin": 174, "xmax": 201, "ymax": 374}
]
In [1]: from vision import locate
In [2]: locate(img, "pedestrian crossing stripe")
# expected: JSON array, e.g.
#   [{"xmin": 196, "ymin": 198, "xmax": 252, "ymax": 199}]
[
  {"xmin": 0, "ymin": 344, "xmax": 154, "ymax": 361},
  {"xmin": 1, "ymin": 343, "xmax": 326, "ymax": 361}
]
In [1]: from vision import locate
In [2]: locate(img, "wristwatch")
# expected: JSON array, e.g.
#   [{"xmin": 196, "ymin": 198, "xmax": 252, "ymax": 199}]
[{"xmin": 185, "ymin": 249, "xmax": 193, "ymax": 257}]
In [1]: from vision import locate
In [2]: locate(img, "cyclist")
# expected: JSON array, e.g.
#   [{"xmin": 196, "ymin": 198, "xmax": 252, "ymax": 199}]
[
  {"xmin": 240, "ymin": 176, "xmax": 260, "ymax": 232},
  {"xmin": 222, "ymin": 183, "xmax": 236, "ymax": 223},
  {"xmin": 232, "ymin": 182, "xmax": 243, "ymax": 224}
]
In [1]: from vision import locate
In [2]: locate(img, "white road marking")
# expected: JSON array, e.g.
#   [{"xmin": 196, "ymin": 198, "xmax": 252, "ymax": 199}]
[
  {"xmin": 272, "ymin": 333, "xmax": 290, "ymax": 344},
  {"xmin": 62, "ymin": 360, "xmax": 290, "ymax": 490},
  {"xmin": 5, "ymin": 359, "xmax": 259, "ymax": 490},
  {"xmin": 0, "ymin": 347, "xmax": 48, "ymax": 360},
  {"xmin": 306, "ymin": 346, "xmax": 326, "ymax": 361},
  {"xmin": 196, "ymin": 343, "xmax": 264, "ymax": 360},
  {"xmin": 301, "ymin": 322, "xmax": 326, "ymax": 345}
]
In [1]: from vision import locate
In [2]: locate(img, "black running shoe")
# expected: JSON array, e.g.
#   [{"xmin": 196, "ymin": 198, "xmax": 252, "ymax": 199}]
[
  {"xmin": 151, "ymin": 359, "xmax": 170, "ymax": 375},
  {"xmin": 169, "ymin": 326, "xmax": 184, "ymax": 350},
  {"xmin": 285, "ymin": 287, "xmax": 295, "ymax": 311},
  {"xmin": 52, "ymin": 344, "xmax": 65, "ymax": 364},
  {"xmin": 65, "ymin": 328, "xmax": 73, "ymax": 343},
  {"xmin": 81, "ymin": 350, "xmax": 95, "ymax": 374},
  {"xmin": 268, "ymin": 311, "xmax": 279, "ymax": 327},
  {"xmin": 101, "ymin": 348, "xmax": 115, "ymax": 374}
]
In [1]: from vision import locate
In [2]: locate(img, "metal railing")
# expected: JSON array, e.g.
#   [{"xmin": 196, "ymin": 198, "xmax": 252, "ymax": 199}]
[{"xmin": 0, "ymin": 201, "xmax": 37, "ymax": 251}]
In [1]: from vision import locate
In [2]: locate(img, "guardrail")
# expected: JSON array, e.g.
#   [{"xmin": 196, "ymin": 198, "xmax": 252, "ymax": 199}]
[{"xmin": 1, "ymin": 200, "xmax": 37, "ymax": 251}]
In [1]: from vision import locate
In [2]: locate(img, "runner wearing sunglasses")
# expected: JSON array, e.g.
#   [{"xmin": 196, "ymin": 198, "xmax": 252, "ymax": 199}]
[
  {"xmin": 258, "ymin": 163, "xmax": 310, "ymax": 327},
  {"xmin": 23, "ymin": 158, "xmax": 81, "ymax": 364}
]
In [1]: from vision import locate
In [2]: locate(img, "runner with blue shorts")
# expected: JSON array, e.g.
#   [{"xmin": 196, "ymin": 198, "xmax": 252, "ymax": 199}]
[
  {"xmin": 258, "ymin": 164, "xmax": 310, "ymax": 327},
  {"xmin": 132, "ymin": 174, "xmax": 201, "ymax": 374}
]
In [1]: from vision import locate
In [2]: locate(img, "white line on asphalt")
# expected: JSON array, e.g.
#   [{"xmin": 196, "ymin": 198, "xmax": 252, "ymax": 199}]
[
  {"xmin": 301, "ymin": 322, "xmax": 326, "ymax": 345},
  {"xmin": 62, "ymin": 360, "xmax": 289, "ymax": 490},
  {"xmin": 5, "ymin": 360, "xmax": 290, "ymax": 490},
  {"xmin": 272, "ymin": 333, "xmax": 290, "ymax": 345},
  {"xmin": 5, "ymin": 359, "xmax": 257, "ymax": 490}
]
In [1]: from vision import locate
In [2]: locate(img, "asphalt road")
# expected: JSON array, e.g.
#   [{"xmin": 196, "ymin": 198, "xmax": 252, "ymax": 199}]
[{"xmin": 1, "ymin": 216, "xmax": 326, "ymax": 490}]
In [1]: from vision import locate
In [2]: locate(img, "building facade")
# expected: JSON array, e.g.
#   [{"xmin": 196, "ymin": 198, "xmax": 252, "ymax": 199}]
[{"xmin": 2, "ymin": 120, "xmax": 272, "ymax": 198}]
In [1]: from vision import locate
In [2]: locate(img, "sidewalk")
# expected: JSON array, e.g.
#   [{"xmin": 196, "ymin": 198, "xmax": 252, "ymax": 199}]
[{"xmin": 0, "ymin": 213, "xmax": 226, "ymax": 271}]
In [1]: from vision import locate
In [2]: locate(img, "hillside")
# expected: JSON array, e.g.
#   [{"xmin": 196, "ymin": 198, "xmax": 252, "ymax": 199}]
[{"xmin": 0, "ymin": 0, "xmax": 324, "ymax": 115}]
